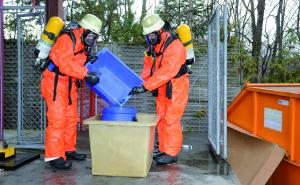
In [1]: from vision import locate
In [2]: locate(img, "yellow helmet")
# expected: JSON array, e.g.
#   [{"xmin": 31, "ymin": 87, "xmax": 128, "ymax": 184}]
[
  {"xmin": 78, "ymin": 14, "xmax": 102, "ymax": 35},
  {"xmin": 141, "ymin": 14, "xmax": 165, "ymax": 35}
]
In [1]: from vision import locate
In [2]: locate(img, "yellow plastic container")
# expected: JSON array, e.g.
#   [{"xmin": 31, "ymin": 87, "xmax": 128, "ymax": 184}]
[{"xmin": 84, "ymin": 113, "xmax": 157, "ymax": 177}]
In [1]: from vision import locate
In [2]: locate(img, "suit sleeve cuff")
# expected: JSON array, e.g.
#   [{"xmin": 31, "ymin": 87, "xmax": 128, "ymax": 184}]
[
  {"xmin": 143, "ymin": 82, "xmax": 153, "ymax": 91},
  {"xmin": 80, "ymin": 68, "xmax": 88, "ymax": 80}
]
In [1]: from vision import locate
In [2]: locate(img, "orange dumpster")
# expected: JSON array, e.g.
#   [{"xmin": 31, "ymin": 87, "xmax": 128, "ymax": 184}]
[{"xmin": 227, "ymin": 83, "xmax": 300, "ymax": 185}]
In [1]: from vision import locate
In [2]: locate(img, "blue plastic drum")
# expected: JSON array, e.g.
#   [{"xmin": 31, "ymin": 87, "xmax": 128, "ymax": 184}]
[
  {"xmin": 85, "ymin": 48, "xmax": 143, "ymax": 106},
  {"xmin": 101, "ymin": 106, "xmax": 137, "ymax": 122}
]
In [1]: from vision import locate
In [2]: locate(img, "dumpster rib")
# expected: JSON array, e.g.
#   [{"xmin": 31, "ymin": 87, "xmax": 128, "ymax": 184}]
[
  {"xmin": 253, "ymin": 92, "xmax": 258, "ymax": 135},
  {"xmin": 290, "ymin": 98, "xmax": 296, "ymax": 162}
]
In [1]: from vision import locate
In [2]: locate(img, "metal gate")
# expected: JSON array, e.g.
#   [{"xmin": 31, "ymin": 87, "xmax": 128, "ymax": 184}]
[
  {"xmin": 16, "ymin": 11, "xmax": 45, "ymax": 148},
  {"xmin": 208, "ymin": 5, "xmax": 228, "ymax": 159}
]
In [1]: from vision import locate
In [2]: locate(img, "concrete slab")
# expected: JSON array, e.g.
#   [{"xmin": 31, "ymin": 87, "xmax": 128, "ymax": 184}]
[{"xmin": 0, "ymin": 132, "xmax": 235, "ymax": 185}]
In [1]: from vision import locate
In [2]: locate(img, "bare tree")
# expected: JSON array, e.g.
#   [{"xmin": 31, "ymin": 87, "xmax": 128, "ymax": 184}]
[
  {"xmin": 272, "ymin": 0, "xmax": 286, "ymax": 59},
  {"xmin": 213, "ymin": 0, "xmax": 299, "ymax": 82},
  {"xmin": 103, "ymin": 0, "xmax": 119, "ymax": 42},
  {"xmin": 124, "ymin": 0, "xmax": 128, "ymax": 17},
  {"xmin": 242, "ymin": 0, "xmax": 266, "ymax": 82},
  {"xmin": 70, "ymin": 1, "xmax": 74, "ymax": 20},
  {"xmin": 234, "ymin": 0, "xmax": 240, "ymax": 39},
  {"xmin": 140, "ymin": 0, "xmax": 147, "ymax": 22},
  {"xmin": 164, "ymin": 0, "xmax": 168, "ymax": 16},
  {"xmin": 188, "ymin": 0, "xmax": 193, "ymax": 25},
  {"xmin": 297, "ymin": 0, "xmax": 300, "ymax": 40}
]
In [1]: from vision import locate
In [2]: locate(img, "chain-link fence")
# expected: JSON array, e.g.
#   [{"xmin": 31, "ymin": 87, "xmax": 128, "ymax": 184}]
[
  {"xmin": 4, "ymin": 41, "xmax": 241, "ymax": 144},
  {"xmin": 3, "ymin": 40, "xmax": 18, "ymax": 131},
  {"xmin": 3, "ymin": 12, "xmax": 241, "ymax": 149},
  {"xmin": 2, "ymin": 7, "xmax": 45, "ymax": 148},
  {"xmin": 17, "ymin": 13, "xmax": 45, "ymax": 148}
]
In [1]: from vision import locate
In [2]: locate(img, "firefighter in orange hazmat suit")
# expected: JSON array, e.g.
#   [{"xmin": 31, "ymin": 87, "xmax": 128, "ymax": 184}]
[
  {"xmin": 41, "ymin": 14, "xmax": 102, "ymax": 169},
  {"xmin": 130, "ymin": 14, "xmax": 189, "ymax": 164}
]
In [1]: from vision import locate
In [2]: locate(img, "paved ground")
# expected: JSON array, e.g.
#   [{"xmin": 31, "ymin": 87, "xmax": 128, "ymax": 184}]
[{"xmin": 0, "ymin": 132, "xmax": 236, "ymax": 185}]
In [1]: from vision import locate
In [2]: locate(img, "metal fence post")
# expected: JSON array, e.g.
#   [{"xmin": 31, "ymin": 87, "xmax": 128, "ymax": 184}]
[
  {"xmin": 0, "ymin": 0, "xmax": 3, "ymax": 143},
  {"xmin": 215, "ymin": 6, "xmax": 221, "ymax": 155},
  {"xmin": 222, "ymin": 4, "xmax": 228, "ymax": 160},
  {"xmin": 17, "ymin": 15, "xmax": 22, "ymax": 144}
]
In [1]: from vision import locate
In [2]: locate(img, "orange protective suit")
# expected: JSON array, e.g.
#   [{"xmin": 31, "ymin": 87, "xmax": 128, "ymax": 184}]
[
  {"xmin": 141, "ymin": 31, "xmax": 189, "ymax": 156},
  {"xmin": 41, "ymin": 28, "xmax": 88, "ymax": 159}
]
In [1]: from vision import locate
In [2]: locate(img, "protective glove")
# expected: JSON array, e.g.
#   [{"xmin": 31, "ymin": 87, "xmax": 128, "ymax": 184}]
[
  {"xmin": 129, "ymin": 85, "xmax": 148, "ymax": 95},
  {"xmin": 85, "ymin": 54, "xmax": 98, "ymax": 64},
  {"xmin": 85, "ymin": 72, "xmax": 99, "ymax": 85}
]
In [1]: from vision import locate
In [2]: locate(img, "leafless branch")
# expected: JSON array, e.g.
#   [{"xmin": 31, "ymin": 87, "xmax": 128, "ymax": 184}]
[
  {"xmin": 241, "ymin": 0, "xmax": 252, "ymax": 13},
  {"xmin": 235, "ymin": 30, "xmax": 253, "ymax": 44}
]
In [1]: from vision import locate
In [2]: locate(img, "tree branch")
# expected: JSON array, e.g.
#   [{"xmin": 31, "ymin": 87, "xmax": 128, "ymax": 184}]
[
  {"xmin": 234, "ymin": 30, "xmax": 253, "ymax": 44},
  {"xmin": 241, "ymin": 0, "xmax": 252, "ymax": 13}
]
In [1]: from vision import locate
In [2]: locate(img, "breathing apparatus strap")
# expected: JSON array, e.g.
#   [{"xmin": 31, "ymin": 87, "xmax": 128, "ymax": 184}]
[
  {"xmin": 149, "ymin": 34, "xmax": 188, "ymax": 99},
  {"xmin": 67, "ymin": 77, "xmax": 73, "ymax": 105},
  {"xmin": 53, "ymin": 68, "xmax": 59, "ymax": 102},
  {"xmin": 51, "ymin": 31, "xmax": 78, "ymax": 105},
  {"xmin": 43, "ymin": 30, "xmax": 57, "ymax": 41},
  {"xmin": 183, "ymin": 40, "xmax": 193, "ymax": 47},
  {"xmin": 52, "ymin": 67, "xmax": 73, "ymax": 105},
  {"xmin": 149, "ymin": 37, "xmax": 168, "ymax": 97}
]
